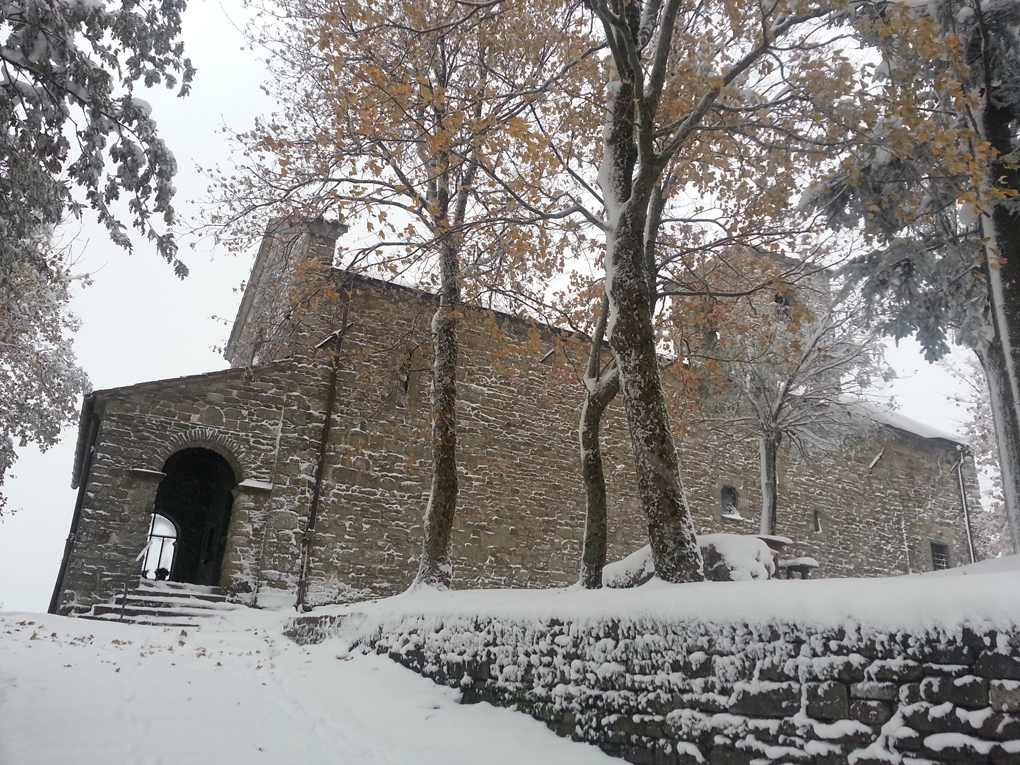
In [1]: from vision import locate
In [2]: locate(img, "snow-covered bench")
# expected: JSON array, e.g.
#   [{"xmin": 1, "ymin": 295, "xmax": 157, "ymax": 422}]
[{"xmin": 776, "ymin": 557, "xmax": 820, "ymax": 579}]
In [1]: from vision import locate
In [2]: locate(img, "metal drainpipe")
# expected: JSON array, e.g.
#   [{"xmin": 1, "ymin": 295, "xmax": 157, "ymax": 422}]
[
  {"xmin": 48, "ymin": 400, "xmax": 100, "ymax": 614},
  {"xmin": 295, "ymin": 293, "xmax": 352, "ymax": 611},
  {"xmin": 954, "ymin": 445, "xmax": 977, "ymax": 564}
]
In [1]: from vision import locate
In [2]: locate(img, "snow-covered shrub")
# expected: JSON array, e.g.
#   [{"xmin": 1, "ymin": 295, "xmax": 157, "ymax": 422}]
[
  {"xmin": 698, "ymin": 534, "xmax": 775, "ymax": 581},
  {"xmin": 602, "ymin": 545, "xmax": 656, "ymax": 588},
  {"xmin": 603, "ymin": 534, "xmax": 775, "ymax": 587}
]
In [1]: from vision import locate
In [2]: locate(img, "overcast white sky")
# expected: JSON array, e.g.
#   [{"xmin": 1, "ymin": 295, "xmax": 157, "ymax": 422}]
[
  {"xmin": 0, "ymin": 2, "xmax": 972, "ymax": 613},
  {"xmin": 0, "ymin": 2, "xmax": 272, "ymax": 611}
]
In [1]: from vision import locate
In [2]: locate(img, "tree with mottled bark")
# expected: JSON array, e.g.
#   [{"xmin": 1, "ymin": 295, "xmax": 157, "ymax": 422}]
[
  {"xmin": 210, "ymin": 0, "xmax": 590, "ymax": 588},
  {"xmin": 729, "ymin": 302, "xmax": 887, "ymax": 536},
  {"xmin": 578, "ymin": 296, "xmax": 619, "ymax": 588},
  {"xmin": 577, "ymin": 0, "xmax": 878, "ymax": 582}
]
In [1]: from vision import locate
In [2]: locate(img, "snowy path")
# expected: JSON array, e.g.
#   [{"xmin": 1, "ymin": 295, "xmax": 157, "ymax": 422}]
[{"xmin": 0, "ymin": 612, "xmax": 614, "ymax": 765}]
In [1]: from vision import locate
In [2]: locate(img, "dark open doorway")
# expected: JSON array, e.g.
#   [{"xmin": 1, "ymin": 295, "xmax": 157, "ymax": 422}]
[{"xmin": 152, "ymin": 447, "xmax": 237, "ymax": 586}]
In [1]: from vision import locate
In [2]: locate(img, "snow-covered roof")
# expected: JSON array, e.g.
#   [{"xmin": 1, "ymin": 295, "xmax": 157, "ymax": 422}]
[{"xmin": 843, "ymin": 398, "xmax": 965, "ymax": 446}]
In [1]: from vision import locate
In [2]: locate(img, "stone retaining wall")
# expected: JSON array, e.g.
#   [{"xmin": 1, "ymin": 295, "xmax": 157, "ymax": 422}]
[{"xmin": 358, "ymin": 614, "xmax": 1020, "ymax": 765}]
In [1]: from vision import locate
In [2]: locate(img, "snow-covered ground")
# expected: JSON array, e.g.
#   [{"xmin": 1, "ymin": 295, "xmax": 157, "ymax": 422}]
[
  {"xmin": 324, "ymin": 552, "xmax": 1020, "ymax": 638},
  {"xmin": 2, "ymin": 555, "xmax": 1018, "ymax": 764},
  {"xmin": 0, "ymin": 608, "xmax": 614, "ymax": 765}
]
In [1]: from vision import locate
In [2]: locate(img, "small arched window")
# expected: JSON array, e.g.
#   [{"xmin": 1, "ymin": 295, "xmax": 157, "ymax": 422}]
[
  {"xmin": 774, "ymin": 289, "xmax": 792, "ymax": 318},
  {"xmin": 394, "ymin": 359, "xmax": 411, "ymax": 408},
  {"xmin": 720, "ymin": 486, "xmax": 741, "ymax": 518}
]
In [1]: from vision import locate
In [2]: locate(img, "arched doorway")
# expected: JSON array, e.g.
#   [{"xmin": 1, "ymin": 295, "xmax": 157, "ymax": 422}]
[{"xmin": 152, "ymin": 447, "xmax": 237, "ymax": 586}]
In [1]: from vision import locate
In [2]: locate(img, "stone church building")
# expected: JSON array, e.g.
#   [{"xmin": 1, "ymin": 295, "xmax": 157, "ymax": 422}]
[{"xmin": 49, "ymin": 219, "xmax": 980, "ymax": 614}]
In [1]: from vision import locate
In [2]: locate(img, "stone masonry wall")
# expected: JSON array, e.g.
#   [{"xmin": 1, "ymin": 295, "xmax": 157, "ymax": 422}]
[
  {"xmin": 55, "ymin": 218, "xmax": 980, "ymax": 612},
  {"xmin": 300, "ymin": 277, "xmax": 647, "ymax": 603},
  {"xmin": 224, "ymin": 218, "xmax": 346, "ymax": 368},
  {"xmin": 296, "ymin": 272, "xmax": 975, "ymax": 603},
  {"xmin": 56, "ymin": 358, "xmax": 333, "ymax": 611},
  {"xmin": 679, "ymin": 420, "xmax": 978, "ymax": 578},
  {"xmin": 360, "ymin": 613, "xmax": 1020, "ymax": 765}
]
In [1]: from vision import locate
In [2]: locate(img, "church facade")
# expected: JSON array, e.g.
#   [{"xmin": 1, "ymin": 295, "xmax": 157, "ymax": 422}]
[{"xmin": 49, "ymin": 219, "xmax": 980, "ymax": 614}]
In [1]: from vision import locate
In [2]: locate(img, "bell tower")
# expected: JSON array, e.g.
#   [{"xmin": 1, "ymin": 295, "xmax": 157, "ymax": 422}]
[{"xmin": 224, "ymin": 218, "xmax": 347, "ymax": 367}]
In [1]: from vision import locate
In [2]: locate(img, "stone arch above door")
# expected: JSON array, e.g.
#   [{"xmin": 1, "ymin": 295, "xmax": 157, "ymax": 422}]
[{"xmin": 153, "ymin": 428, "xmax": 251, "ymax": 482}]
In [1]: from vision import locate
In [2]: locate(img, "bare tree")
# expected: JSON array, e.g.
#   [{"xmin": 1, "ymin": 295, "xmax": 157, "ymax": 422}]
[
  {"xmin": 575, "ymin": 0, "xmax": 883, "ymax": 581},
  {"xmin": 949, "ymin": 354, "xmax": 1014, "ymax": 557},
  {"xmin": 210, "ymin": 0, "xmax": 591, "ymax": 588}
]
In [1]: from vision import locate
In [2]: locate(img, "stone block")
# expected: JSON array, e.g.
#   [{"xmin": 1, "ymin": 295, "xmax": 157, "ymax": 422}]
[
  {"xmin": 963, "ymin": 628, "xmax": 999, "ymax": 650},
  {"xmin": 849, "ymin": 755, "xmax": 904, "ymax": 765},
  {"xmin": 976, "ymin": 653, "xmax": 1020, "ymax": 681},
  {"xmin": 671, "ymin": 745, "xmax": 708, "ymax": 765},
  {"xmin": 547, "ymin": 719, "xmax": 575, "ymax": 739},
  {"xmin": 806, "ymin": 682, "xmax": 850, "ymax": 720},
  {"xmin": 197, "ymin": 407, "xmax": 224, "ymax": 426},
  {"xmin": 851, "ymin": 682, "xmax": 899, "ymax": 701},
  {"xmin": 728, "ymin": 682, "xmax": 800, "ymax": 717},
  {"xmin": 757, "ymin": 656, "xmax": 794, "ymax": 683},
  {"xmin": 900, "ymin": 683, "xmax": 923, "ymax": 705},
  {"xmin": 920, "ymin": 732, "xmax": 995, "ymax": 764},
  {"xmin": 835, "ymin": 658, "xmax": 867, "ymax": 684},
  {"xmin": 902, "ymin": 704, "xmax": 968, "ymax": 735},
  {"xmin": 926, "ymin": 663, "xmax": 973, "ymax": 678},
  {"xmin": 850, "ymin": 699, "xmax": 893, "ymax": 726},
  {"xmin": 683, "ymin": 652, "xmax": 712, "ymax": 678},
  {"xmin": 464, "ymin": 659, "xmax": 491, "ymax": 682},
  {"xmin": 990, "ymin": 681, "xmax": 1020, "ymax": 713},
  {"xmin": 709, "ymin": 745, "xmax": 754, "ymax": 765},
  {"xmin": 858, "ymin": 636, "xmax": 910, "ymax": 661},
  {"xmin": 622, "ymin": 745, "xmax": 657, "ymax": 765},
  {"xmin": 460, "ymin": 685, "xmax": 503, "ymax": 706},
  {"xmin": 866, "ymin": 659, "xmax": 924, "ymax": 683},
  {"xmin": 682, "ymin": 692, "xmax": 728, "ymax": 714},
  {"xmin": 922, "ymin": 675, "xmax": 990, "ymax": 709},
  {"xmin": 814, "ymin": 753, "xmax": 850, "ymax": 765},
  {"xmin": 924, "ymin": 644, "xmax": 976, "ymax": 665},
  {"xmin": 891, "ymin": 726, "xmax": 923, "ymax": 751},
  {"xmin": 978, "ymin": 713, "xmax": 1020, "ymax": 742},
  {"xmin": 991, "ymin": 745, "xmax": 1020, "ymax": 765}
]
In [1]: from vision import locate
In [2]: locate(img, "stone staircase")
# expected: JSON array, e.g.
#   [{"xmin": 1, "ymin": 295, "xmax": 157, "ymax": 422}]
[{"xmin": 83, "ymin": 580, "xmax": 245, "ymax": 627}]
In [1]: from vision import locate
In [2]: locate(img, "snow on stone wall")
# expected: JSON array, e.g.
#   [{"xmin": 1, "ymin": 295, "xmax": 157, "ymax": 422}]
[{"xmin": 353, "ymin": 613, "xmax": 1020, "ymax": 765}]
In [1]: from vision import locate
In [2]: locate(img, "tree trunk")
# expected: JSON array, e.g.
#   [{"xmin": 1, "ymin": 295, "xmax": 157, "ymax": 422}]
[
  {"xmin": 978, "ymin": 99, "xmax": 1020, "ymax": 553},
  {"xmin": 594, "ymin": 44, "xmax": 703, "ymax": 583},
  {"xmin": 758, "ymin": 431, "xmax": 781, "ymax": 536},
  {"xmin": 579, "ymin": 365, "xmax": 620, "ymax": 589},
  {"xmin": 579, "ymin": 295, "xmax": 620, "ymax": 589},
  {"xmin": 976, "ymin": 341, "xmax": 1020, "ymax": 551},
  {"xmin": 606, "ymin": 215, "xmax": 704, "ymax": 583},
  {"xmin": 414, "ymin": 237, "xmax": 460, "ymax": 587}
]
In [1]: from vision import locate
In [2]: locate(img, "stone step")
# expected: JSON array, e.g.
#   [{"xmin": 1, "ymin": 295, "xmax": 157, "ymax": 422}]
[
  {"xmin": 85, "ymin": 581, "xmax": 244, "ymax": 627},
  {"xmin": 92, "ymin": 604, "xmax": 233, "ymax": 619},
  {"xmin": 118, "ymin": 588, "xmax": 230, "ymax": 605},
  {"xmin": 111, "ymin": 595, "xmax": 241, "ymax": 611},
  {"xmin": 80, "ymin": 612, "xmax": 202, "ymax": 628},
  {"xmin": 135, "ymin": 580, "xmax": 228, "ymax": 598}
]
